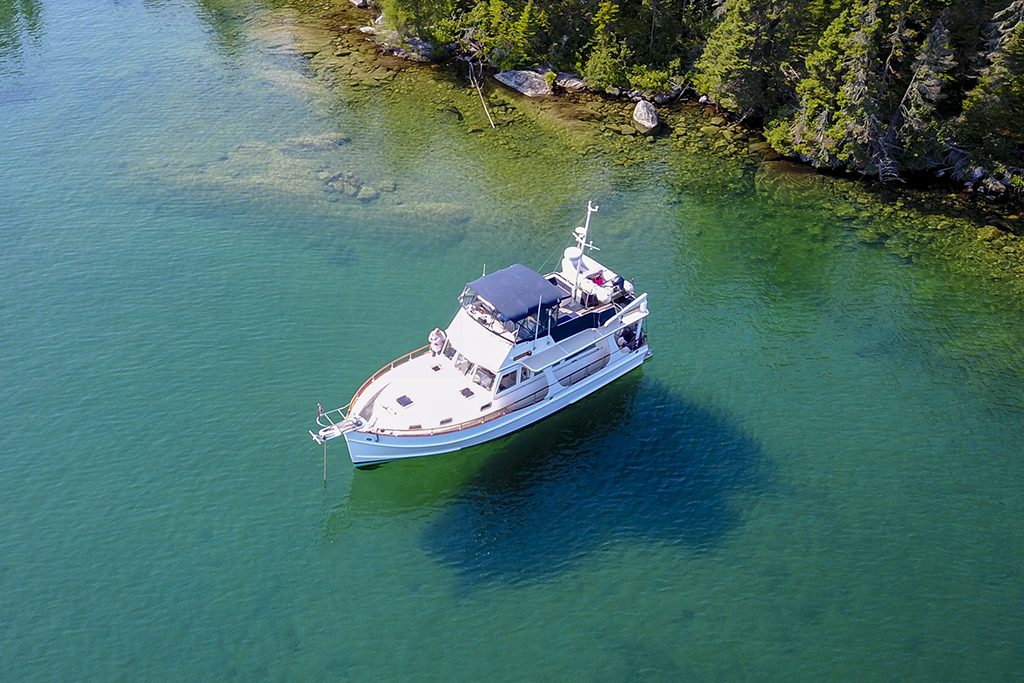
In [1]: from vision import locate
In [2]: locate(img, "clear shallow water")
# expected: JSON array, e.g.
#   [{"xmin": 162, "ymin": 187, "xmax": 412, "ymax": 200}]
[{"xmin": 2, "ymin": 1, "xmax": 1023, "ymax": 679}]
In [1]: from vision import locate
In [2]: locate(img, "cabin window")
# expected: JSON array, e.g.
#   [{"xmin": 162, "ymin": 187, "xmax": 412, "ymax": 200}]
[
  {"xmin": 520, "ymin": 367, "xmax": 532, "ymax": 381},
  {"xmin": 473, "ymin": 367, "xmax": 495, "ymax": 390},
  {"xmin": 454, "ymin": 353, "xmax": 474, "ymax": 376},
  {"xmin": 497, "ymin": 371, "xmax": 518, "ymax": 393},
  {"xmin": 442, "ymin": 341, "xmax": 457, "ymax": 360}
]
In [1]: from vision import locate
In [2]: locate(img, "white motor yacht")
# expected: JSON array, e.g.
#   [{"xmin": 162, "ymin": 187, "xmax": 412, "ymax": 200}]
[{"xmin": 310, "ymin": 202, "xmax": 651, "ymax": 466}]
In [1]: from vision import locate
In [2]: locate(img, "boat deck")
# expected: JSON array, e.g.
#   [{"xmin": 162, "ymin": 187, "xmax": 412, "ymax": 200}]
[{"xmin": 355, "ymin": 353, "xmax": 497, "ymax": 432}]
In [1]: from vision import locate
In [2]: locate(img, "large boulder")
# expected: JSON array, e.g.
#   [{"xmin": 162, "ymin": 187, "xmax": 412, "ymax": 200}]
[
  {"xmin": 555, "ymin": 72, "xmax": 588, "ymax": 92},
  {"xmin": 494, "ymin": 70, "xmax": 551, "ymax": 97},
  {"xmin": 632, "ymin": 100, "xmax": 659, "ymax": 132}
]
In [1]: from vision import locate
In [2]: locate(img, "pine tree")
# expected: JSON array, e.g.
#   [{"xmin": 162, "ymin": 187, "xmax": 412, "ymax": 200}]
[
  {"xmin": 957, "ymin": 0, "xmax": 1024, "ymax": 176},
  {"xmin": 765, "ymin": 2, "xmax": 881, "ymax": 171},
  {"xmin": 694, "ymin": 0, "xmax": 816, "ymax": 120},
  {"xmin": 580, "ymin": 1, "xmax": 630, "ymax": 90},
  {"xmin": 765, "ymin": 0, "xmax": 959, "ymax": 181},
  {"xmin": 887, "ymin": 11, "xmax": 957, "ymax": 170}
]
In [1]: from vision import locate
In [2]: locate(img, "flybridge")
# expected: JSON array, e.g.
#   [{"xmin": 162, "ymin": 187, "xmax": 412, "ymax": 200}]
[
  {"xmin": 464, "ymin": 264, "xmax": 563, "ymax": 322},
  {"xmin": 460, "ymin": 264, "xmax": 564, "ymax": 342}
]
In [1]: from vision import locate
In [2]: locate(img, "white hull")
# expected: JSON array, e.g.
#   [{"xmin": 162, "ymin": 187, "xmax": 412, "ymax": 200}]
[{"xmin": 342, "ymin": 346, "xmax": 650, "ymax": 465}]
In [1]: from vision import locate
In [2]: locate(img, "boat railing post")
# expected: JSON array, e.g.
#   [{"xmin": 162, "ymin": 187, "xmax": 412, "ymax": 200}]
[{"xmin": 533, "ymin": 293, "xmax": 542, "ymax": 342}]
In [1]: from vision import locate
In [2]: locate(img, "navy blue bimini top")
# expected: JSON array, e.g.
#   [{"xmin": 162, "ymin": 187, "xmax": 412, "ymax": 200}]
[{"xmin": 466, "ymin": 264, "xmax": 563, "ymax": 322}]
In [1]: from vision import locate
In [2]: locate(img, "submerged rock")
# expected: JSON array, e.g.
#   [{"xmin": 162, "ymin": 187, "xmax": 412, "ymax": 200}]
[
  {"xmin": 632, "ymin": 100, "xmax": 659, "ymax": 132},
  {"xmin": 747, "ymin": 140, "xmax": 782, "ymax": 161},
  {"xmin": 359, "ymin": 25, "xmax": 432, "ymax": 61},
  {"xmin": 440, "ymin": 105, "xmax": 464, "ymax": 121},
  {"xmin": 247, "ymin": 9, "xmax": 336, "ymax": 57},
  {"xmin": 755, "ymin": 159, "xmax": 830, "ymax": 205},
  {"xmin": 356, "ymin": 185, "xmax": 380, "ymax": 202},
  {"xmin": 390, "ymin": 202, "xmax": 472, "ymax": 224},
  {"xmin": 978, "ymin": 225, "xmax": 1003, "ymax": 241},
  {"xmin": 494, "ymin": 70, "xmax": 551, "ymax": 98},
  {"xmin": 281, "ymin": 133, "xmax": 351, "ymax": 153}
]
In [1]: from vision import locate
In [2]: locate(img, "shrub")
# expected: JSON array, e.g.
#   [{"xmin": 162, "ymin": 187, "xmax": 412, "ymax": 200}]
[{"xmin": 626, "ymin": 65, "xmax": 671, "ymax": 93}]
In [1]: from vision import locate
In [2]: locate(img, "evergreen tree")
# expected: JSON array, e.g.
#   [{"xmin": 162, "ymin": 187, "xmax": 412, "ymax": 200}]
[
  {"xmin": 580, "ymin": 1, "xmax": 630, "ymax": 89},
  {"xmin": 887, "ymin": 11, "xmax": 957, "ymax": 170},
  {"xmin": 694, "ymin": 0, "xmax": 817, "ymax": 120},
  {"xmin": 957, "ymin": 0, "xmax": 1024, "ymax": 179},
  {"xmin": 379, "ymin": 0, "xmax": 454, "ymax": 41},
  {"xmin": 369, "ymin": 0, "xmax": 1023, "ymax": 191},
  {"xmin": 765, "ymin": 0, "xmax": 961, "ymax": 181},
  {"xmin": 765, "ymin": 2, "xmax": 886, "ymax": 173}
]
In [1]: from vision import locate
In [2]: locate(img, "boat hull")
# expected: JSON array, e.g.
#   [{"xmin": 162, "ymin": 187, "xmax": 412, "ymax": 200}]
[{"xmin": 342, "ymin": 346, "xmax": 650, "ymax": 465}]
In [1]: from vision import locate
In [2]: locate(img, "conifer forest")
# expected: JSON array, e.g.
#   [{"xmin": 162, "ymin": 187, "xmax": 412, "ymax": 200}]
[{"xmin": 380, "ymin": 0, "xmax": 1024, "ymax": 190}]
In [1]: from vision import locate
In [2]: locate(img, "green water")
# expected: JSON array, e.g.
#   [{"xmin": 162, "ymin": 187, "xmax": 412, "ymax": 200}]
[{"xmin": 2, "ymin": 1, "xmax": 1023, "ymax": 679}]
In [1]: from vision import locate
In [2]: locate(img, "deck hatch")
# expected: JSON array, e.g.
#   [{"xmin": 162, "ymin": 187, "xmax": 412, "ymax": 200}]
[{"xmin": 396, "ymin": 395, "xmax": 413, "ymax": 407}]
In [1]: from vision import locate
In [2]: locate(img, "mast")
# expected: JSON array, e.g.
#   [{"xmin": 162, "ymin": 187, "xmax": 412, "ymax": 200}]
[
  {"xmin": 571, "ymin": 201, "xmax": 600, "ymax": 303},
  {"xmin": 579, "ymin": 200, "xmax": 598, "ymax": 247}
]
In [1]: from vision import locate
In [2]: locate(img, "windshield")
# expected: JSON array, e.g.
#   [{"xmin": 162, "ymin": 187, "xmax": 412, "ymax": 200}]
[{"xmin": 454, "ymin": 353, "xmax": 473, "ymax": 375}]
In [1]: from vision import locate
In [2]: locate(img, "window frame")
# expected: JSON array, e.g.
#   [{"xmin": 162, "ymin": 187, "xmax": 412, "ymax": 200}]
[{"xmin": 497, "ymin": 370, "xmax": 518, "ymax": 394}]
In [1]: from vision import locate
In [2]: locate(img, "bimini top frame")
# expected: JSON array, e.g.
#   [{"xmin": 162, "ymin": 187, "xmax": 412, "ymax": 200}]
[{"xmin": 463, "ymin": 263, "xmax": 563, "ymax": 322}]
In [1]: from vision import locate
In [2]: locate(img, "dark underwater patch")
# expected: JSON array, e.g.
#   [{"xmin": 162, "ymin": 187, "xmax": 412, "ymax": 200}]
[{"xmin": 420, "ymin": 373, "xmax": 769, "ymax": 586}]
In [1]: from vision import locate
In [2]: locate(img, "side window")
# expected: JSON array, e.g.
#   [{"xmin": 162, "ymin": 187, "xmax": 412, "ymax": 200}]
[
  {"xmin": 520, "ymin": 367, "xmax": 532, "ymax": 382},
  {"xmin": 497, "ymin": 371, "xmax": 518, "ymax": 393}
]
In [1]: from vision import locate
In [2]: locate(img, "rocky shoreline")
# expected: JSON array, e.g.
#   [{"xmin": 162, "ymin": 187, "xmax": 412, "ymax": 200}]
[{"xmin": 194, "ymin": 1, "xmax": 1024, "ymax": 303}]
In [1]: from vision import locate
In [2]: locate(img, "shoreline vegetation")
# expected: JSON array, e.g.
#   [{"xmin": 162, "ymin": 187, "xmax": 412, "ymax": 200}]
[
  {"xmin": 364, "ymin": 0, "xmax": 1024, "ymax": 198},
  {"xmin": 212, "ymin": 0, "xmax": 1023, "ymax": 302}
]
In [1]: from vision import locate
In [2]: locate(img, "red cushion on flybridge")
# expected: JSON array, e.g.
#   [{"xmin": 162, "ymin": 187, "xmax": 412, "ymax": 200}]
[{"xmin": 397, "ymin": 395, "xmax": 413, "ymax": 407}]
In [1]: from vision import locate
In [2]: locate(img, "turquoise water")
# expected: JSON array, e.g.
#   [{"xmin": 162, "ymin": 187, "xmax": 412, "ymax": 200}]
[{"xmin": 3, "ymin": 1, "xmax": 1023, "ymax": 679}]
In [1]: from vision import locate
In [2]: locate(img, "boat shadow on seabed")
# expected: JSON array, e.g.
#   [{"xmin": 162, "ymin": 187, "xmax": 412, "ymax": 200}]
[{"xmin": 414, "ymin": 371, "xmax": 772, "ymax": 587}]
